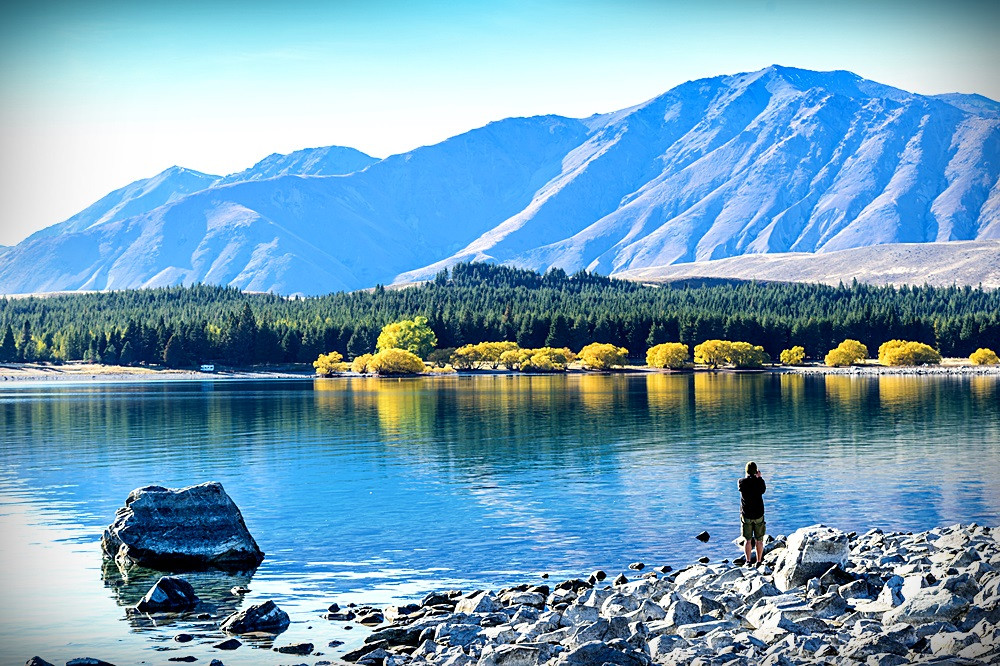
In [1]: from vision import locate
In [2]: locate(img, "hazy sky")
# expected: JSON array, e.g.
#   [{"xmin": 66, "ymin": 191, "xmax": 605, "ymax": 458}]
[{"xmin": 1, "ymin": 0, "xmax": 998, "ymax": 245}]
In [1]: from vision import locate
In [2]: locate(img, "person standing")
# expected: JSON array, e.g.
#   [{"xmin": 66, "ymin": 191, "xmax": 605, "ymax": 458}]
[{"xmin": 738, "ymin": 461, "xmax": 766, "ymax": 566}]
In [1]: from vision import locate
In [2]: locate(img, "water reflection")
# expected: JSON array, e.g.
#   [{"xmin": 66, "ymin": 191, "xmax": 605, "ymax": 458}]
[{"xmin": 1, "ymin": 374, "xmax": 998, "ymax": 664}]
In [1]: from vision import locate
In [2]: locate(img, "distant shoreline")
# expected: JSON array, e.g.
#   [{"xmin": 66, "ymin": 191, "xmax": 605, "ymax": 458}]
[{"xmin": 2, "ymin": 361, "xmax": 999, "ymax": 384}]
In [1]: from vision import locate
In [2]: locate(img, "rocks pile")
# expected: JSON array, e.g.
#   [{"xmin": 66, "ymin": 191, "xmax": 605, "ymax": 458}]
[{"xmin": 341, "ymin": 523, "xmax": 1000, "ymax": 666}]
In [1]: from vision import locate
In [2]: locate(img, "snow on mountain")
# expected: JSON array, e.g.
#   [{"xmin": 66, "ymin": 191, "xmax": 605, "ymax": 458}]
[
  {"xmin": 614, "ymin": 240, "xmax": 1000, "ymax": 289},
  {"xmin": 214, "ymin": 145, "xmax": 378, "ymax": 185},
  {"xmin": 0, "ymin": 117, "xmax": 585, "ymax": 294},
  {"xmin": 1, "ymin": 65, "xmax": 997, "ymax": 295}
]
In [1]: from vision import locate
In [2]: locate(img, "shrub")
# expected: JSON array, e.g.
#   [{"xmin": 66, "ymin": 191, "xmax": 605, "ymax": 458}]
[
  {"xmin": 375, "ymin": 316, "xmax": 437, "ymax": 359},
  {"xmin": 368, "ymin": 348, "xmax": 426, "ymax": 375},
  {"xmin": 427, "ymin": 364, "xmax": 457, "ymax": 374},
  {"xmin": 450, "ymin": 344, "xmax": 482, "ymax": 369},
  {"xmin": 970, "ymin": 347, "xmax": 1000, "ymax": 365},
  {"xmin": 729, "ymin": 341, "xmax": 769, "ymax": 369},
  {"xmin": 779, "ymin": 346, "xmax": 806, "ymax": 366},
  {"xmin": 498, "ymin": 347, "xmax": 572, "ymax": 371},
  {"xmin": 351, "ymin": 353, "xmax": 374, "ymax": 374},
  {"xmin": 880, "ymin": 341, "xmax": 941, "ymax": 366},
  {"xmin": 646, "ymin": 342, "xmax": 689, "ymax": 369},
  {"xmin": 313, "ymin": 351, "xmax": 345, "ymax": 377},
  {"xmin": 579, "ymin": 342, "xmax": 628, "ymax": 370},
  {"xmin": 694, "ymin": 340, "xmax": 733, "ymax": 369},
  {"xmin": 825, "ymin": 339, "xmax": 868, "ymax": 366}
]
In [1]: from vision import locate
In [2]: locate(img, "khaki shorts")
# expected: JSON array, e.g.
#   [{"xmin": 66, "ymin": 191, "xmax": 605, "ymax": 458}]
[{"xmin": 742, "ymin": 515, "xmax": 766, "ymax": 541}]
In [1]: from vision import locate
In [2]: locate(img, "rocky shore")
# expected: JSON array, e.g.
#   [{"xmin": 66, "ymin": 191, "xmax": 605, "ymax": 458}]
[
  {"xmin": 27, "ymin": 498, "xmax": 1000, "ymax": 666},
  {"xmin": 338, "ymin": 523, "xmax": 999, "ymax": 666}
]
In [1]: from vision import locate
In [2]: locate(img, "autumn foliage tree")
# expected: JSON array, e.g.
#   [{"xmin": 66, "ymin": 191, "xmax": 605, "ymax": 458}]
[
  {"xmin": 351, "ymin": 353, "xmax": 374, "ymax": 374},
  {"xmin": 694, "ymin": 340, "xmax": 733, "ymax": 369},
  {"xmin": 376, "ymin": 316, "xmax": 437, "ymax": 359},
  {"xmin": 646, "ymin": 342, "xmax": 689, "ymax": 369},
  {"xmin": 779, "ymin": 346, "xmax": 806, "ymax": 365},
  {"xmin": 825, "ymin": 339, "xmax": 868, "ymax": 367},
  {"xmin": 878, "ymin": 340, "xmax": 941, "ymax": 366},
  {"xmin": 368, "ymin": 348, "xmax": 426, "ymax": 375},
  {"xmin": 578, "ymin": 342, "xmax": 628, "ymax": 370},
  {"xmin": 313, "ymin": 351, "xmax": 345, "ymax": 376},
  {"xmin": 970, "ymin": 348, "xmax": 999, "ymax": 365}
]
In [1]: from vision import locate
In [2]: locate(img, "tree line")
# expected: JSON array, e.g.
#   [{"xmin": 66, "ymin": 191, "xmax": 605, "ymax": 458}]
[{"xmin": 0, "ymin": 263, "xmax": 998, "ymax": 367}]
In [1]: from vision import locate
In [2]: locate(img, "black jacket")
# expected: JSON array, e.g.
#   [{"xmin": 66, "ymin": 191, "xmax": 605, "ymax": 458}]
[{"xmin": 738, "ymin": 475, "xmax": 766, "ymax": 519}]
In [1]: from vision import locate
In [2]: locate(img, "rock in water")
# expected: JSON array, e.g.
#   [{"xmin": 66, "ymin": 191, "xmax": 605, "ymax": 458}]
[
  {"xmin": 135, "ymin": 576, "xmax": 200, "ymax": 613},
  {"xmin": 220, "ymin": 600, "xmax": 290, "ymax": 634},
  {"xmin": 695, "ymin": 531, "xmax": 710, "ymax": 542},
  {"xmin": 772, "ymin": 524, "xmax": 850, "ymax": 591},
  {"xmin": 102, "ymin": 482, "xmax": 264, "ymax": 571},
  {"xmin": 26, "ymin": 658, "xmax": 55, "ymax": 666}
]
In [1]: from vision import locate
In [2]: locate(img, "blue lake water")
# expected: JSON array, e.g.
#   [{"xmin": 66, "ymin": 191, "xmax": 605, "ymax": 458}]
[{"xmin": 1, "ymin": 373, "xmax": 998, "ymax": 664}]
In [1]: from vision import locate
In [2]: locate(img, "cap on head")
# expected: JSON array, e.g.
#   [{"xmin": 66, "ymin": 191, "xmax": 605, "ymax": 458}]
[{"xmin": 746, "ymin": 461, "xmax": 758, "ymax": 476}]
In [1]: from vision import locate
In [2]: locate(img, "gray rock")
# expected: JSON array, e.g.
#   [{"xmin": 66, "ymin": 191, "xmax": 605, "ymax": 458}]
[
  {"xmin": 883, "ymin": 588, "xmax": 969, "ymax": 626},
  {"xmin": 274, "ymin": 642, "xmax": 314, "ymax": 655},
  {"xmin": 695, "ymin": 531, "xmax": 710, "ymax": 543},
  {"xmin": 590, "ymin": 570, "xmax": 607, "ymax": 582},
  {"xmin": 560, "ymin": 640, "xmax": 648, "ymax": 666},
  {"xmin": 501, "ymin": 591, "xmax": 546, "ymax": 608},
  {"xmin": 942, "ymin": 572, "xmax": 979, "ymax": 600},
  {"xmin": 66, "ymin": 660, "xmax": 116, "ymax": 666},
  {"xmin": 664, "ymin": 599, "xmax": 700, "ymax": 628},
  {"xmin": 212, "ymin": 638, "xmax": 242, "ymax": 650},
  {"xmin": 613, "ymin": 574, "xmax": 629, "ymax": 585},
  {"xmin": 628, "ymin": 563, "xmax": 645, "ymax": 571},
  {"xmin": 772, "ymin": 525, "xmax": 850, "ymax": 592},
  {"xmin": 220, "ymin": 600, "xmax": 290, "ymax": 634},
  {"xmin": 561, "ymin": 604, "xmax": 600, "ymax": 627},
  {"xmin": 101, "ymin": 482, "xmax": 264, "ymax": 571},
  {"xmin": 570, "ymin": 619, "xmax": 610, "ymax": 646},
  {"xmin": 455, "ymin": 591, "xmax": 500, "ymax": 614},
  {"xmin": 435, "ymin": 622, "xmax": 483, "ymax": 647},
  {"xmin": 173, "ymin": 633, "xmax": 193, "ymax": 643},
  {"xmin": 840, "ymin": 633, "xmax": 909, "ymax": 660},
  {"xmin": 25, "ymin": 659, "xmax": 54, "ymax": 666},
  {"xmin": 929, "ymin": 630, "xmax": 980, "ymax": 655},
  {"xmin": 134, "ymin": 576, "xmax": 200, "ymax": 613},
  {"xmin": 481, "ymin": 644, "xmax": 543, "ymax": 666}
]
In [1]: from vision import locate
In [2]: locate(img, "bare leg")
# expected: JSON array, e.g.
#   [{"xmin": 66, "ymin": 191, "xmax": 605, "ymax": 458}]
[
  {"xmin": 756, "ymin": 539, "xmax": 764, "ymax": 566},
  {"xmin": 744, "ymin": 538, "xmax": 752, "ymax": 563}
]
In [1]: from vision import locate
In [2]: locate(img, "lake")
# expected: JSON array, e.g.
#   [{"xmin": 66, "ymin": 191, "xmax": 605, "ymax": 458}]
[{"xmin": 1, "ymin": 373, "xmax": 998, "ymax": 664}]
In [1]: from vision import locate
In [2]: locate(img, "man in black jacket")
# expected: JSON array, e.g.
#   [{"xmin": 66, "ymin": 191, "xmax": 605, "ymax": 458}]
[{"xmin": 738, "ymin": 461, "xmax": 766, "ymax": 566}]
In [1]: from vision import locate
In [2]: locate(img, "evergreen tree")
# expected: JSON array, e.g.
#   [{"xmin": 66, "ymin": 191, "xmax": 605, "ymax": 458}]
[
  {"xmin": 163, "ymin": 334, "xmax": 185, "ymax": 368},
  {"xmin": 0, "ymin": 324, "xmax": 16, "ymax": 362},
  {"xmin": 119, "ymin": 340, "xmax": 136, "ymax": 366},
  {"xmin": 17, "ymin": 320, "xmax": 33, "ymax": 361}
]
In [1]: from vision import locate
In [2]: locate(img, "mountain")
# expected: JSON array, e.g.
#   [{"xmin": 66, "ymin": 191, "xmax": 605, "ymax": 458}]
[
  {"xmin": 1, "ymin": 65, "xmax": 997, "ymax": 295},
  {"xmin": 616, "ymin": 240, "xmax": 1000, "ymax": 289}
]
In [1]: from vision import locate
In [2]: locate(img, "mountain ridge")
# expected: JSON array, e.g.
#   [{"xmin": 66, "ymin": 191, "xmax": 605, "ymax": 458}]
[{"xmin": 1, "ymin": 65, "xmax": 998, "ymax": 295}]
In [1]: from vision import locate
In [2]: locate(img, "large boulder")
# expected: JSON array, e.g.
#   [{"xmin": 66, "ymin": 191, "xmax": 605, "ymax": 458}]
[
  {"xmin": 220, "ymin": 600, "xmax": 290, "ymax": 634},
  {"xmin": 134, "ymin": 576, "xmax": 200, "ymax": 613},
  {"xmin": 883, "ymin": 588, "xmax": 969, "ymax": 626},
  {"xmin": 772, "ymin": 525, "xmax": 850, "ymax": 591},
  {"xmin": 102, "ymin": 482, "xmax": 264, "ymax": 571}
]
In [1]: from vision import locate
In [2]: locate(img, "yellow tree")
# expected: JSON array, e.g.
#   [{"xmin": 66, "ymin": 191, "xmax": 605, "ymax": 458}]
[
  {"xmin": 825, "ymin": 339, "xmax": 868, "ymax": 366},
  {"xmin": 729, "ymin": 341, "xmax": 768, "ymax": 369},
  {"xmin": 646, "ymin": 342, "xmax": 689, "ymax": 369},
  {"xmin": 351, "ymin": 353, "xmax": 374, "ymax": 374},
  {"xmin": 694, "ymin": 340, "xmax": 732, "ymax": 369},
  {"xmin": 970, "ymin": 348, "xmax": 1000, "ymax": 365},
  {"xmin": 313, "ymin": 351, "xmax": 345, "ymax": 377},
  {"xmin": 779, "ymin": 346, "xmax": 805, "ymax": 365},
  {"xmin": 578, "ymin": 343, "xmax": 628, "ymax": 370},
  {"xmin": 368, "ymin": 348, "xmax": 426, "ymax": 375},
  {"xmin": 375, "ymin": 316, "xmax": 438, "ymax": 359},
  {"xmin": 881, "ymin": 341, "xmax": 941, "ymax": 366},
  {"xmin": 450, "ymin": 344, "xmax": 483, "ymax": 369}
]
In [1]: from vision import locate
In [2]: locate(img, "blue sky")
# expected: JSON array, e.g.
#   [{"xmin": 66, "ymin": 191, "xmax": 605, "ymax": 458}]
[{"xmin": 1, "ymin": 0, "xmax": 998, "ymax": 245}]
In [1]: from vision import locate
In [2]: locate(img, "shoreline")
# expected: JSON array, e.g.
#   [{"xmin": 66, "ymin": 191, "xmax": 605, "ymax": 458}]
[
  {"xmin": 29, "ymin": 522, "xmax": 1000, "ymax": 666},
  {"xmin": 2, "ymin": 361, "xmax": 999, "ymax": 384}
]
